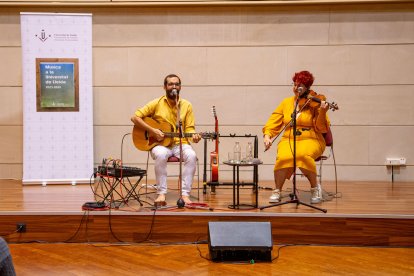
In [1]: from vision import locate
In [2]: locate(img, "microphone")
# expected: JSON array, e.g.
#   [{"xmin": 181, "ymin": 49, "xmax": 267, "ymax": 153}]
[
  {"xmin": 297, "ymin": 87, "xmax": 307, "ymax": 98},
  {"xmin": 172, "ymin": 89, "xmax": 177, "ymax": 96},
  {"xmin": 171, "ymin": 88, "xmax": 179, "ymax": 99}
]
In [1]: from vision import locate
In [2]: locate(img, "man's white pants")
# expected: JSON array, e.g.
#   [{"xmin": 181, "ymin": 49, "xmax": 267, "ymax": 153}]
[{"xmin": 150, "ymin": 144, "xmax": 197, "ymax": 196}]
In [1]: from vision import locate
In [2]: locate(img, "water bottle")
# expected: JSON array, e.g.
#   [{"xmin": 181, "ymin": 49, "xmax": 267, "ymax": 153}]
[
  {"xmin": 246, "ymin": 142, "xmax": 253, "ymax": 162},
  {"xmin": 233, "ymin": 142, "xmax": 241, "ymax": 163}
]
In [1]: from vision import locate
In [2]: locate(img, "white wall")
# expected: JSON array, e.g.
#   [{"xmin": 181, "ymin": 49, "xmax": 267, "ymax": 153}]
[{"xmin": 0, "ymin": 3, "xmax": 413, "ymax": 182}]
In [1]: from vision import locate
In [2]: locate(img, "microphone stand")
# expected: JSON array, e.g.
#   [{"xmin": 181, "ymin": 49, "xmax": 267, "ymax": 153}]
[
  {"xmin": 176, "ymin": 96, "xmax": 186, "ymax": 208},
  {"xmin": 260, "ymin": 96, "xmax": 327, "ymax": 213}
]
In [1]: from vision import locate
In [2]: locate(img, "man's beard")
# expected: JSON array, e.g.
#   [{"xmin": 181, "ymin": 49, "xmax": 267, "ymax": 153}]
[{"xmin": 166, "ymin": 88, "xmax": 179, "ymax": 100}]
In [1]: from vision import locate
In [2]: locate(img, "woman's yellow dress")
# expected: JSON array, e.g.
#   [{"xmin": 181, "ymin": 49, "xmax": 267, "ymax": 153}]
[{"xmin": 263, "ymin": 95, "xmax": 330, "ymax": 178}]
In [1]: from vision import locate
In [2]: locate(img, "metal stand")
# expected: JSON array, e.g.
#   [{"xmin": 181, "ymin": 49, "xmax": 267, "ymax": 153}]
[
  {"xmin": 174, "ymin": 96, "xmax": 186, "ymax": 208},
  {"xmin": 176, "ymin": 118, "xmax": 185, "ymax": 208},
  {"xmin": 223, "ymin": 160, "xmax": 262, "ymax": 209},
  {"xmin": 94, "ymin": 164, "xmax": 146, "ymax": 208},
  {"xmin": 260, "ymin": 98, "xmax": 327, "ymax": 213}
]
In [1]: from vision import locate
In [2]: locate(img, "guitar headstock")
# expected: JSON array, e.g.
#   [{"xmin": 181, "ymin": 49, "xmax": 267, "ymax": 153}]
[
  {"xmin": 211, "ymin": 105, "xmax": 219, "ymax": 142},
  {"xmin": 211, "ymin": 106, "xmax": 217, "ymax": 120}
]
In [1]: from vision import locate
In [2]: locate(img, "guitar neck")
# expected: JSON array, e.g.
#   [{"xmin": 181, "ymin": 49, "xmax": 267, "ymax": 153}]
[
  {"xmin": 164, "ymin": 132, "xmax": 194, "ymax": 138},
  {"xmin": 214, "ymin": 118, "xmax": 219, "ymax": 152}
]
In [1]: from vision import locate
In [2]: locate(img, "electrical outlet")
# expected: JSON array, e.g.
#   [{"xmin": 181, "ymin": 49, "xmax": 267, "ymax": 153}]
[
  {"xmin": 16, "ymin": 223, "xmax": 26, "ymax": 233},
  {"xmin": 386, "ymin": 157, "xmax": 406, "ymax": 166}
]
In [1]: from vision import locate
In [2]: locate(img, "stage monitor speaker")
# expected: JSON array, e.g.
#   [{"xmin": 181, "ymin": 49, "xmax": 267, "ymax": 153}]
[{"xmin": 208, "ymin": 221, "xmax": 273, "ymax": 262}]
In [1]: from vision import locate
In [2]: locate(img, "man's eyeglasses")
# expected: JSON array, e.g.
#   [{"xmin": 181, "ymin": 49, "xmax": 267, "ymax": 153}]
[{"xmin": 167, "ymin": 82, "xmax": 181, "ymax": 87}]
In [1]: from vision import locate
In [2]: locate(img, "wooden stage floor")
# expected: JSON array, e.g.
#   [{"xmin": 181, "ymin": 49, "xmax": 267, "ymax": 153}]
[{"xmin": 1, "ymin": 179, "xmax": 414, "ymax": 246}]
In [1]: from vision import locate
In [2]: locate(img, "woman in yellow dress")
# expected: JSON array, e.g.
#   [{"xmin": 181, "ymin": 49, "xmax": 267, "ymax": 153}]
[{"xmin": 263, "ymin": 71, "xmax": 330, "ymax": 204}]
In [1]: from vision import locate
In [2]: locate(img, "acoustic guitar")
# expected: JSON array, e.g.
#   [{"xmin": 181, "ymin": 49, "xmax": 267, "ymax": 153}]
[
  {"xmin": 132, "ymin": 117, "xmax": 215, "ymax": 151},
  {"xmin": 210, "ymin": 106, "xmax": 219, "ymax": 183}
]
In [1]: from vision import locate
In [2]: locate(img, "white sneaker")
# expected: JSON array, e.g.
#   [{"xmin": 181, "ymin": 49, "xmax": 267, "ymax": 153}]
[
  {"xmin": 269, "ymin": 189, "xmax": 281, "ymax": 203},
  {"xmin": 311, "ymin": 184, "xmax": 322, "ymax": 204}
]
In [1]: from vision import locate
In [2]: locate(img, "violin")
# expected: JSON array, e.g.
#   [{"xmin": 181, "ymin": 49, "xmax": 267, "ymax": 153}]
[{"xmin": 298, "ymin": 90, "xmax": 339, "ymax": 111}]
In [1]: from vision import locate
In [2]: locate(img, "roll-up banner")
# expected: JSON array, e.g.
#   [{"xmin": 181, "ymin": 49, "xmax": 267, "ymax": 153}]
[{"xmin": 21, "ymin": 13, "xmax": 93, "ymax": 185}]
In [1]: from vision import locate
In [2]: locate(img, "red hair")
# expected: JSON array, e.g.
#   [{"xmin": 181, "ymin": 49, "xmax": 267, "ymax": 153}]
[{"xmin": 292, "ymin": 71, "xmax": 314, "ymax": 88}]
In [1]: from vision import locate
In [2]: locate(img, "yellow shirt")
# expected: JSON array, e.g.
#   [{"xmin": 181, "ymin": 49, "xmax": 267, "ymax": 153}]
[
  {"xmin": 263, "ymin": 95, "xmax": 330, "ymax": 175},
  {"xmin": 135, "ymin": 95, "xmax": 196, "ymax": 146}
]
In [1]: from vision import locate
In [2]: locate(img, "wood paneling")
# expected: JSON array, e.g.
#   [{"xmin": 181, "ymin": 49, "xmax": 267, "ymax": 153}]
[
  {"xmin": 2, "ymin": 212, "xmax": 414, "ymax": 246},
  {"xmin": 0, "ymin": 87, "xmax": 22, "ymax": 125},
  {"xmin": 0, "ymin": 126, "xmax": 22, "ymax": 163},
  {"xmin": 92, "ymin": 45, "xmax": 414, "ymax": 86},
  {"xmin": 1, "ymin": 179, "xmax": 414, "ymax": 246},
  {"xmin": 0, "ymin": 48, "xmax": 21, "ymax": 86}
]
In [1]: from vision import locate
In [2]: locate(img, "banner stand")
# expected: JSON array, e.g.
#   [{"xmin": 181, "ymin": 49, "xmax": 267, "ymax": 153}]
[{"xmin": 21, "ymin": 13, "xmax": 93, "ymax": 185}]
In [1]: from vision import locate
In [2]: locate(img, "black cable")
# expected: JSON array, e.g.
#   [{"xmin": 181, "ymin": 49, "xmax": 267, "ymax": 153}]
[
  {"xmin": 272, "ymin": 244, "xmax": 292, "ymax": 261},
  {"xmin": 288, "ymin": 126, "xmax": 294, "ymax": 157},
  {"xmin": 195, "ymin": 236, "xmax": 210, "ymax": 261},
  {"xmin": 88, "ymin": 172, "xmax": 104, "ymax": 202},
  {"xmin": 64, "ymin": 211, "xmax": 89, "ymax": 243},
  {"xmin": 7, "ymin": 240, "xmax": 49, "ymax": 244},
  {"xmin": 157, "ymin": 240, "xmax": 207, "ymax": 246},
  {"xmin": 135, "ymin": 208, "xmax": 158, "ymax": 243},
  {"xmin": 85, "ymin": 211, "xmax": 91, "ymax": 243},
  {"xmin": 120, "ymin": 132, "xmax": 131, "ymax": 164},
  {"xmin": 107, "ymin": 201, "xmax": 124, "ymax": 243},
  {"xmin": 136, "ymin": 185, "xmax": 156, "ymax": 206},
  {"xmin": 330, "ymin": 143, "xmax": 342, "ymax": 198},
  {"xmin": 0, "ymin": 225, "xmax": 25, "ymax": 238},
  {"xmin": 106, "ymin": 202, "xmax": 158, "ymax": 244},
  {"xmin": 318, "ymin": 131, "xmax": 342, "ymax": 199}
]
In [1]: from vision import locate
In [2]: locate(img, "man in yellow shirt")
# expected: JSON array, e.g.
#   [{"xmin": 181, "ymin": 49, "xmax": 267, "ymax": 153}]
[{"xmin": 131, "ymin": 74, "xmax": 201, "ymax": 205}]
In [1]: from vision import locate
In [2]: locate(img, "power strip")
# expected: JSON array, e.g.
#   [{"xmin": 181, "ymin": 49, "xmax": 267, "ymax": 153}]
[{"xmin": 385, "ymin": 157, "xmax": 406, "ymax": 166}]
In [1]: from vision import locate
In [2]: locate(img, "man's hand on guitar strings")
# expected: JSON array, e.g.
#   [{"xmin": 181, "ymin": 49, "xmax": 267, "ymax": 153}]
[
  {"xmin": 192, "ymin": 133, "xmax": 202, "ymax": 143},
  {"xmin": 152, "ymin": 128, "xmax": 165, "ymax": 142}
]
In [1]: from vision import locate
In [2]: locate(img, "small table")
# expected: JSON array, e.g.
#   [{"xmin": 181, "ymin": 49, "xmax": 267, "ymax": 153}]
[{"xmin": 223, "ymin": 160, "xmax": 262, "ymax": 209}]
